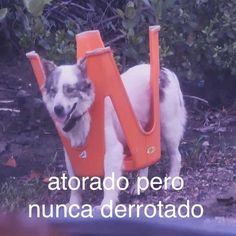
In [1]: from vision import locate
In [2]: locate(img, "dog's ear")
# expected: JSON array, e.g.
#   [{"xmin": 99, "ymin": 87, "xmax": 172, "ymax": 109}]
[
  {"xmin": 77, "ymin": 57, "xmax": 87, "ymax": 78},
  {"xmin": 41, "ymin": 59, "xmax": 57, "ymax": 78}
]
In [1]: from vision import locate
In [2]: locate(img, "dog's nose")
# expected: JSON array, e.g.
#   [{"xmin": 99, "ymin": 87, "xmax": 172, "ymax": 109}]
[{"xmin": 54, "ymin": 105, "xmax": 64, "ymax": 117}]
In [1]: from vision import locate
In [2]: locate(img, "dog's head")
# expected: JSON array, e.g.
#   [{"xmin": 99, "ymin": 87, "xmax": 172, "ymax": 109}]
[{"xmin": 42, "ymin": 59, "xmax": 95, "ymax": 131}]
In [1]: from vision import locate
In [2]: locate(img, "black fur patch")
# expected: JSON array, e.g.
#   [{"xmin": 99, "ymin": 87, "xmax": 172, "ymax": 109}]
[
  {"xmin": 76, "ymin": 80, "xmax": 92, "ymax": 95},
  {"xmin": 159, "ymin": 69, "xmax": 170, "ymax": 102},
  {"xmin": 44, "ymin": 69, "xmax": 61, "ymax": 96},
  {"xmin": 42, "ymin": 59, "xmax": 57, "ymax": 77},
  {"xmin": 62, "ymin": 79, "xmax": 92, "ymax": 98}
]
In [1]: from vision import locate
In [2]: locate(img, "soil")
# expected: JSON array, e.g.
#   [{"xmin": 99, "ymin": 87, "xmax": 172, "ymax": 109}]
[{"xmin": 0, "ymin": 55, "xmax": 236, "ymax": 220}]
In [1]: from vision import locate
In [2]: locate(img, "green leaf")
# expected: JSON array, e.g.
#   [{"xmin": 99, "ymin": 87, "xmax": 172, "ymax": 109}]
[
  {"xmin": 0, "ymin": 8, "xmax": 8, "ymax": 21},
  {"xmin": 163, "ymin": 0, "xmax": 176, "ymax": 9},
  {"xmin": 23, "ymin": 0, "xmax": 52, "ymax": 16},
  {"xmin": 116, "ymin": 9, "xmax": 124, "ymax": 19}
]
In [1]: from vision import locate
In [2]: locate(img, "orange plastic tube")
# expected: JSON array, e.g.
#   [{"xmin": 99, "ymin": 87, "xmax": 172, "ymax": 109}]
[{"xmin": 26, "ymin": 26, "xmax": 161, "ymax": 177}]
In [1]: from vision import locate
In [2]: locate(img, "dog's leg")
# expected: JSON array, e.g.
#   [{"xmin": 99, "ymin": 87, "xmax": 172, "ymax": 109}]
[
  {"xmin": 159, "ymin": 70, "xmax": 186, "ymax": 189},
  {"xmin": 167, "ymin": 144, "xmax": 182, "ymax": 188},
  {"xmin": 98, "ymin": 106, "xmax": 124, "ymax": 208},
  {"xmin": 100, "ymin": 131, "xmax": 123, "ymax": 207},
  {"xmin": 129, "ymin": 167, "xmax": 149, "ymax": 195},
  {"xmin": 162, "ymin": 127, "xmax": 183, "ymax": 189},
  {"xmin": 64, "ymin": 150, "xmax": 82, "ymax": 206}
]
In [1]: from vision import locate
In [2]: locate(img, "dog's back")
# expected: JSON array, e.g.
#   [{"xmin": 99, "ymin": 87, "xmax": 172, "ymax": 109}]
[{"xmin": 107, "ymin": 64, "xmax": 186, "ymax": 147}]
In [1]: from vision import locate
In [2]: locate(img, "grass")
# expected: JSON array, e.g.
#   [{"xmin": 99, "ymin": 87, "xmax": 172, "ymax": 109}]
[
  {"xmin": 0, "ymin": 151, "xmax": 68, "ymax": 213},
  {"xmin": 0, "ymin": 178, "xmax": 48, "ymax": 213}
]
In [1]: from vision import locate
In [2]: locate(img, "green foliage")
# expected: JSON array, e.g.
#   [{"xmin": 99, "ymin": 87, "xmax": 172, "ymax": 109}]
[
  {"xmin": 158, "ymin": 0, "xmax": 236, "ymax": 81},
  {"xmin": 1, "ymin": 0, "xmax": 78, "ymax": 63},
  {"xmin": 23, "ymin": 0, "xmax": 52, "ymax": 16},
  {"xmin": 0, "ymin": 0, "xmax": 235, "ymax": 84},
  {"xmin": 112, "ymin": 0, "xmax": 236, "ymax": 88},
  {"xmin": 0, "ymin": 8, "xmax": 8, "ymax": 21}
]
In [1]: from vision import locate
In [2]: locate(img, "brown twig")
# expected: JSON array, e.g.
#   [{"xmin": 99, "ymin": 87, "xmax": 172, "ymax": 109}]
[
  {"xmin": 70, "ymin": 2, "xmax": 95, "ymax": 12},
  {"xmin": 0, "ymin": 108, "xmax": 20, "ymax": 113},
  {"xmin": 96, "ymin": 15, "xmax": 121, "ymax": 26},
  {"xmin": 106, "ymin": 35, "xmax": 125, "ymax": 45},
  {"xmin": 97, "ymin": 0, "xmax": 115, "ymax": 26},
  {"xmin": 0, "ymin": 100, "xmax": 14, "ymax": 103},
  {"xmin": 184, "ymin": 95, "xmax": 209, "ymax": 105}
]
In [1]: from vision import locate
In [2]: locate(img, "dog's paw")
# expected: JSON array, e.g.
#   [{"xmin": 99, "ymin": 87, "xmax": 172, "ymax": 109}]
[
  {"xmin": 171, "ymin": 177, "xmax": 182, "ymax": 189},
  {"xmin": 163, "ymin": 177, "xmax": 182, "ymax": 190},
  {"xmin": 129, "ymin": 184, "xmax": 138, "ymax": 195},
  {"xmin": 65, "ymin": 202, "xmax": 81, "ymax": 208},
  {"xmin": 93, "ymin": 205, "xmax": 102, "ymax": 212},
  {"xmin": 93, "ymin": 204, "xmax": 110, "ymax": 216},
  {"xmin": 129, "ymin": 183, "xmax": 146, "ymax": 196},
  {"xmin": 65, "ymin": 202, "xmax": 72, "ymax": 209},
  {"xmin": 93, "ymin": 198, "xmax": 116, "ymax": 213}
]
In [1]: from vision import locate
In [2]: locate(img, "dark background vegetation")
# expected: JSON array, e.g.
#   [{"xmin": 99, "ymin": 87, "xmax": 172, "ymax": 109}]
[
  {"xmin": 0, "ymin": 0, "xmax": 235, "ymax": 219},
  {"xmin": 0, "ymin": 0, "xmax": 235, "ymax": 106}
]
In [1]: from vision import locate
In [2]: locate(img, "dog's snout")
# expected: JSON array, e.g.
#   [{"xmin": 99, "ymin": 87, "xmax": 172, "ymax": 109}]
[{"xmin": 54, "ymin": 105, "xmax": 64, "ymax": 117}]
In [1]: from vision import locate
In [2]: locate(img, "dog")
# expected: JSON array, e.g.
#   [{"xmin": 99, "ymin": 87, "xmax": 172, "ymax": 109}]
[{"xmin": 42, "ymin": 59, "xmax": 187, "ymax": 208}]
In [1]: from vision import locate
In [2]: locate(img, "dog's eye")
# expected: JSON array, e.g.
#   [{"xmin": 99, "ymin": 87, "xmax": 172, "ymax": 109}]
[
  {"xmin": 49, "ymin": 88, "xmax": 56, "ymax": 95},
  {"xmin": 66, "ymin": 87, "xmax": 75, "ymax": 94},
  {"xmin": 78, "ymin": 80, "xmax": 92, "ymax": 92}
]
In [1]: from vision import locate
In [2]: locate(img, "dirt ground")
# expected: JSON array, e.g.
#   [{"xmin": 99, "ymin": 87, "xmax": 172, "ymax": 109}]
[{"xmin": 0, "ymin": 55, "xmax": 236, "ymax": 221}]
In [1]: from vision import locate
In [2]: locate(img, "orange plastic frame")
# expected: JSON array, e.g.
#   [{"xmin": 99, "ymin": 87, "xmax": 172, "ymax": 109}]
[{"xmin": 26, "ymin": 25, "xmax": 161, "ymax": 177}]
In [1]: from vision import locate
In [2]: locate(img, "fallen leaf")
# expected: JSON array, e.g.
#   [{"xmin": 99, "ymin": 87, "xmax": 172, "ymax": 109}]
[
  {"xmin": 4, "ymin": 157, "xmax": 17, "ymax": 168},
  {"xmin": 27, "ymin": 169, "xmax": 41, "ymax": 181},
  {"xmin": 42, "ymin": 177, "xmax": 50, "ymax": 184}
]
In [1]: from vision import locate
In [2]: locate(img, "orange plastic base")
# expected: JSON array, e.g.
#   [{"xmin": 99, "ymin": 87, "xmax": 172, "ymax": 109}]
[{"xmin": 26, "ymin": 26, "xmax": 161, "ymax": 177}]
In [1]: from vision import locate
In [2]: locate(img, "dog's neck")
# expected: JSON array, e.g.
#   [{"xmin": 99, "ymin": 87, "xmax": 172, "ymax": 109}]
[{"xmin": 62, "ymin": 112, "xmax": 91, "ymax": 148}]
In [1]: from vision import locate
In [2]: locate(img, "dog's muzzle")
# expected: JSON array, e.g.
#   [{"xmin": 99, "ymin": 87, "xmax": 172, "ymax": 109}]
[{"xmin": 62, "ymin": 103, "xmax": 88, "ymax": 133}]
